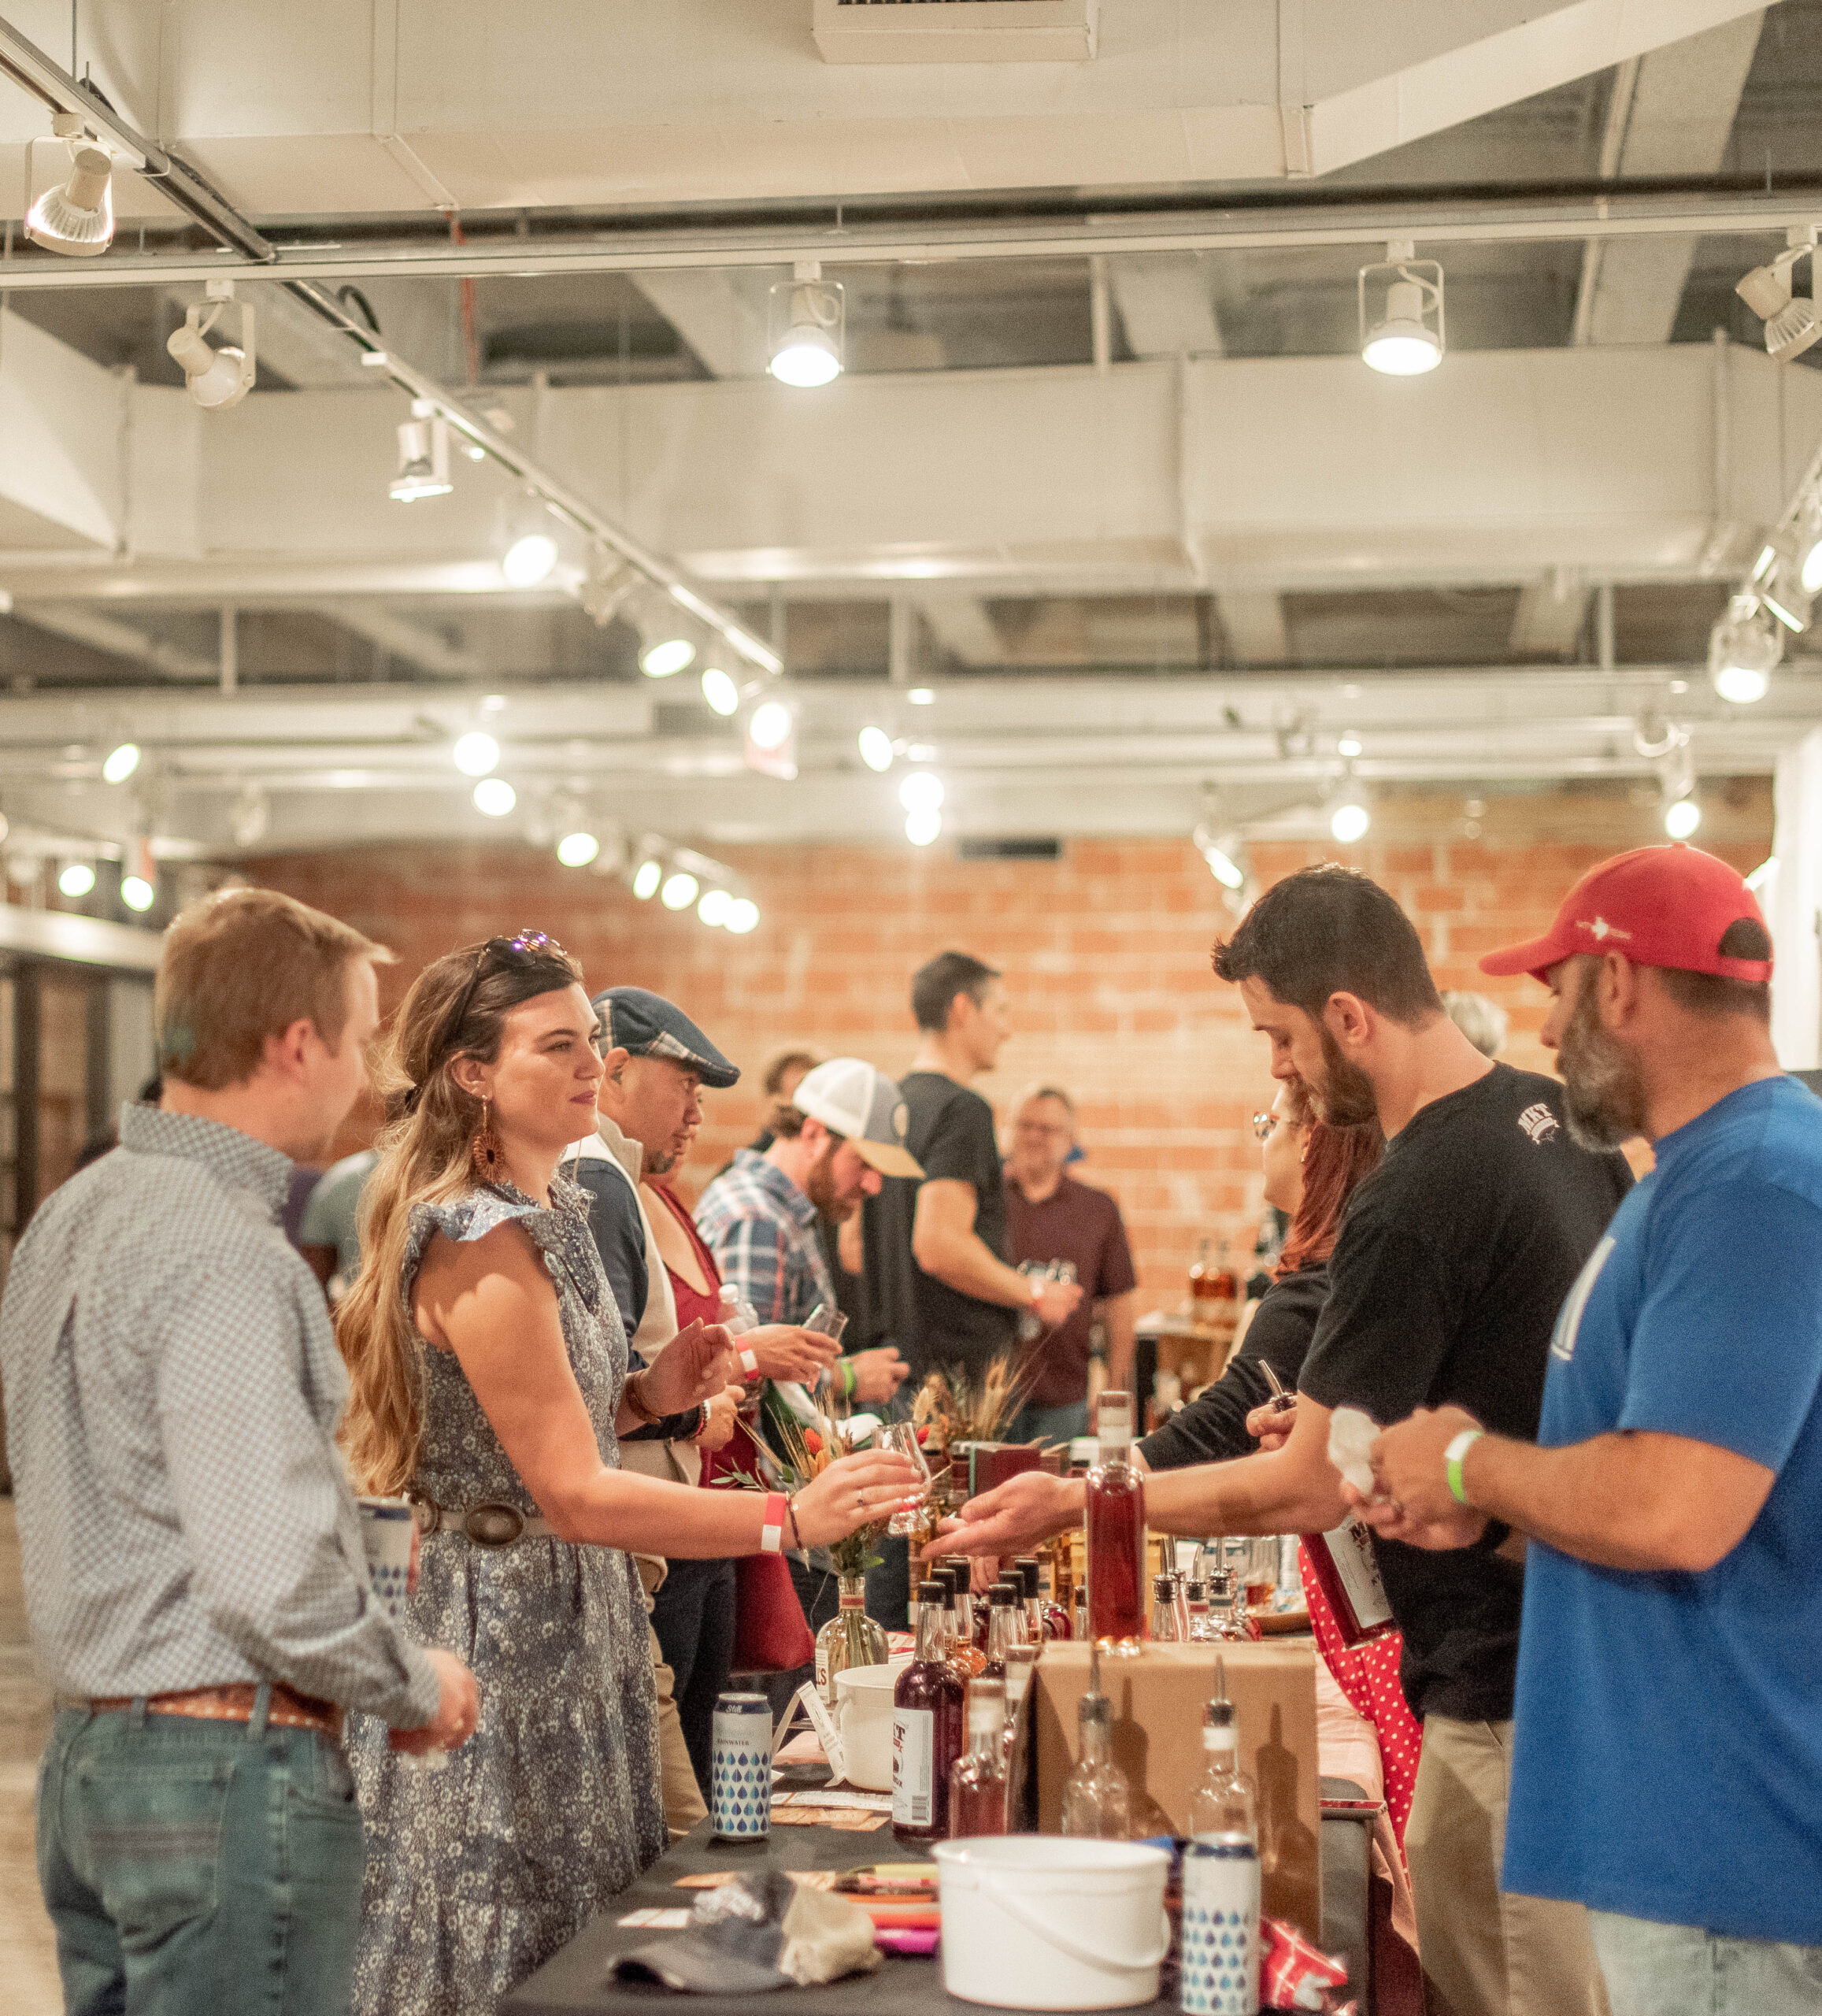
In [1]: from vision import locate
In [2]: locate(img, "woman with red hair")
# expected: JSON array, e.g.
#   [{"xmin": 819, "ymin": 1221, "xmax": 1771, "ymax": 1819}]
[{"xmin": 1135, "ymin": 1077, "xmax": 1424, "ymax": 1844}]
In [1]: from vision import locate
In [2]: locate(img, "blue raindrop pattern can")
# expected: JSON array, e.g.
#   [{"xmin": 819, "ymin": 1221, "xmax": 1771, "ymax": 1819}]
[
  {"xmin": 710, "ymin": 1691, "xmax": 773, "ymax": 1840},
  {"xmin": 1179, "ymin": 1836, "xmax": 1260, "ymax": 2014}
]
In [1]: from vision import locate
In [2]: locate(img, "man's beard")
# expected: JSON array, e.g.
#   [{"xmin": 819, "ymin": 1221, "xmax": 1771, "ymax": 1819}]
[
  {"xmin": 1317, "ymin": 1028, "xmax": 1379, "ymax": 1128},
  {"xmin": 643, "ymin": 1145, "xmax": 679, "ymax": 1176},
  {"xmin": 804, "ymin": 1141, "xmax": 855, "ymax": 1222},
  {"xmin": 1556, "ymin": 975, "xmax": 1649, "ymax": 1151}
]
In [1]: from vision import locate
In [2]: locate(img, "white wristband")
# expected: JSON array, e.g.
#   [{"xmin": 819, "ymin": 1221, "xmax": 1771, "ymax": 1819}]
[{"xmin": 740, "ymin": 1347, "xmax": 758, "ymax": 1378}]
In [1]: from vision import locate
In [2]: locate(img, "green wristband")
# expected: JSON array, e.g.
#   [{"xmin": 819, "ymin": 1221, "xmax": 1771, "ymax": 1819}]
[
  {"xmin": 1445, "ymin": 1429, "xmax": 1484, "ymax": 1506},
  {"xmin": 840, "ymin": 1357, "xmax": 857, "ymax": 1399}
]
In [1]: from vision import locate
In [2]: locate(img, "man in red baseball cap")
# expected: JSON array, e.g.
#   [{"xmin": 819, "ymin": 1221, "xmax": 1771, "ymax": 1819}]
[{"xmin": 1360, "ymin": 843, "xmax": 1822, "ymax": 2016}]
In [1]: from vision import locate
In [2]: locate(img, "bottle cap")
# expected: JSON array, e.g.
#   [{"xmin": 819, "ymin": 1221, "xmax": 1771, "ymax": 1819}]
[
  {"xmin": 1185, "ymin": 1580, "xmax": 1208, "ymax": 1603},
  {"xmin": 968, "ymin": 1677, "xmax": 1006, "ymax": 1729},
  {"xmin": 1015, "ymin": 1558, "xmax": 1041, "ymax": 1598},
  {"xmin": 990, "ymin": 1584, "xmax": 1018, "ymax": 1606},
  {"xmin": 1203, "ymin": 1699, "xmax": 1236, "ymax": 1731},
  {"xmin": 1152, "ymin": 1573, "xmax": 1174, "ymax": 1599},
  {"xmin": 917, "ymin": 1579, "xmax": 947, "ymax": 1602},
  {"xmin": 1208, "ymin": 1566, "xmax": 1232, "ymax": 1596}
]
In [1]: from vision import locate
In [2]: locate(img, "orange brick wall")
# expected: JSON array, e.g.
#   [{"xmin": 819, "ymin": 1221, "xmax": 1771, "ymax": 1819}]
[{"xmin": 244, "ymin": 782, "xmax": 1771, "ymax": 1319}]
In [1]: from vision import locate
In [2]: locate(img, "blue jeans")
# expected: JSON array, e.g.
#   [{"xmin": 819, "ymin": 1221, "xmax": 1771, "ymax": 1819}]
[
  {"xmin": 1005, "ymin": 1398, "xmax": 1091, "ymax": 1449},
  {"xmin": 1590, "ymin": 1910, "xmax": 1822, "ymax": 2016},
  {"xmin": 650, "ymin": 1554, "xmax": 738, "ymax": 1799},
  {"xmin": 36, "ymin": 1693, "xmax": 365, "ymax": 2016}
]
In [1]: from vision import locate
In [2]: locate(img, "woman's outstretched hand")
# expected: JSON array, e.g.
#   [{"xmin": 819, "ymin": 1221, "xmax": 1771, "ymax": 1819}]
[
  {"xmin": 641, "ymin": 1320, "xmax": 739, "ymax": 1415},
  {"xmin": 791, "ymin": 1448, "xmax": 925, "ymax": 1549}
]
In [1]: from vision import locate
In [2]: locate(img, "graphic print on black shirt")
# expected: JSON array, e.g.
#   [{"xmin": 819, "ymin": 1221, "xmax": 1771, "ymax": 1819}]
[
  {"xmin": 1298, "ymin": 1062, "xmax": 1633, "ymax": 1722},
  {"xmin": 861, "ymin": 1070, "xmax": 1017, "ymax": 1384}
]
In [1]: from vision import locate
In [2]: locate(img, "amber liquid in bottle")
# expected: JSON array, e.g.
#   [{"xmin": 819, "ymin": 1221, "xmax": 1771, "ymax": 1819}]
[
  {"xmin": 949, "ymin": 1677, "xmax": 1009, "ymax": 1838},
  {"xmin": 894, "ymin": 1581, "xmax": 966, "ymax": 1843},
  {"xmin": 1085, "ymin": 1391, "xmax": 1147, "ymax": 1654}
]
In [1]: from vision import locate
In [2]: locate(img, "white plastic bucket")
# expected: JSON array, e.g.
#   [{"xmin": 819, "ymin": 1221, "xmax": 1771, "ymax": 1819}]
[{"xmin": 931, "ymin": 1837, "xmax": 1172, "ymax": 2010}]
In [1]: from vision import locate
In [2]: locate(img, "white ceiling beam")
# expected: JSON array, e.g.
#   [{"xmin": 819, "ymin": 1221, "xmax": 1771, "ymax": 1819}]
[
  {"xmin": 312, "ymin": 604, "xmax": 490, "ymax": 678},
  {"xmin": 0, "ymin": 307, "xmax": 124, "ymax": 550},
  {"xmin": 1214, "ymin": 592, "xmax": 1290, "ymax": 665},
  {"xmin": 1576, "ymin": 13, "xmax": 1767, "ymax": 348},
  {"xmin": 0, "ymin": 0, "xmax": 1773, "ymax": 219},
  {"xmin": 10, "ymin": 602, "xmax": 217, "ymax": 680}
]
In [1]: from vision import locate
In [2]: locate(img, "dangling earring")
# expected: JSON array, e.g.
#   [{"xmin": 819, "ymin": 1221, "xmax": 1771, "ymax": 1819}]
[{"xmin": 471, "ymin": 1095, "xmax": 503, "ymax": 1182}]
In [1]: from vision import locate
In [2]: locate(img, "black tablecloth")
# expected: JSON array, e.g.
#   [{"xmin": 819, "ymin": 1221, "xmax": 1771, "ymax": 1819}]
[{"xmin": 502, "ymin": 1777, "xmax": 1378, "ymax": 2014}]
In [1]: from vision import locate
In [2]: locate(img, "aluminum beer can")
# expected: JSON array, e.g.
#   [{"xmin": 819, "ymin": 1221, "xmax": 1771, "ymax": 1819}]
[
  {"xmin": 1179, "ymin": 1836, "xmax": 1260, "ymax": 2014},
  {"xmin": 710, "ymin": 1692, "xmax": 773, "ymax": 1840}
]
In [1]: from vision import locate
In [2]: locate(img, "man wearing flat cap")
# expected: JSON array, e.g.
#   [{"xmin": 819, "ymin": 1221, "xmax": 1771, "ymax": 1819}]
[{"xmin": 569, "ymin": 989, "xmax": 850, "ymax": 1822}]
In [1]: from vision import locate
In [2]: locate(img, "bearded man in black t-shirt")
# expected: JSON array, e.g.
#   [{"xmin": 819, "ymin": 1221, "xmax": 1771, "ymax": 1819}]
[{"xmin": 950, "ymin": 866, "xmax": 1630, "ymax": 2016}]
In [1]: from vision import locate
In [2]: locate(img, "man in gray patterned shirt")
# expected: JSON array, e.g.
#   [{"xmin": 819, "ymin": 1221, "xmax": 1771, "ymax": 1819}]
[{"xmin": 1, "ymin": 887, "xmax": 477, "ymax": 2016}]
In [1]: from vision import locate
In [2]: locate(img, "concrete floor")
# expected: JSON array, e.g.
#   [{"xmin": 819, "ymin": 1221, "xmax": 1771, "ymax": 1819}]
[{"xmin": 0, "ymin": 1503, "xmax": 61, "ymax": 2015}]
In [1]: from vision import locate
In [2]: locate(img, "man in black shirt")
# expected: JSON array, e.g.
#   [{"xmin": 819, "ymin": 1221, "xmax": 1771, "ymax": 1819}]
[
  {"xmin": 861, "ymin": 951, "xmax": 1081, "ymax": 1388},
  {"xmin": 951, "ymin": 868, "xmax": 1628, "ymax": 2016}
]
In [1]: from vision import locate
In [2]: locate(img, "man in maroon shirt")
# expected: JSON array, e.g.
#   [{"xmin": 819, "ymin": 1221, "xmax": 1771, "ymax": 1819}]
[{"xmin": 1003, "ymin": 1084, "xmax": 1139, "ymax": 1447}]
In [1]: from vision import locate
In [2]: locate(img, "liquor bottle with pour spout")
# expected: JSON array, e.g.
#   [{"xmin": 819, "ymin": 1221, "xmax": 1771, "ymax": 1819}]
[
  {"xmin": 1181, "ymin": 1660, "xmax": 1261, "ymax": 2016},
  {"xmin": 1061, "ymin": 1640, "xmax": 1135, "ymax": 1840},
  {"xmin": 1085, "ymin": 1389, "xmax": 1146, "ymax": 1654}
]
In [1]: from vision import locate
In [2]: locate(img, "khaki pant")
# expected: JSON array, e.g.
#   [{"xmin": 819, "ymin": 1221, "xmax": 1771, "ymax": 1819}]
[
  {"xmin": 1406, "ymin": 1716, "xmax": 1609, "ymax": 2016},
  {"xmin": 638, "ymin": 1557, "xmax": 707, "ymax": 1839}
]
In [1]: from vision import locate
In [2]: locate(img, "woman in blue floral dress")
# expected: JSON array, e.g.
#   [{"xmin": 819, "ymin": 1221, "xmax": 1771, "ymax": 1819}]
[{"xmin": 335, "ymin": 933, "xmax": 919, "ymax": 2016}]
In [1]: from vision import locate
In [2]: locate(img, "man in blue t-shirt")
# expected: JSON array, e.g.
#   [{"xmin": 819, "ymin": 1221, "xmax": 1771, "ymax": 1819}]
[{"xmin": 1360, "ymin": 843, "xmax": 1822, "ymax": 2016}]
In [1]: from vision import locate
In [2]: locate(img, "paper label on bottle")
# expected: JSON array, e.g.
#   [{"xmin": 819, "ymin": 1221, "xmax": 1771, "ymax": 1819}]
[
  {"xmin": 892, "ymin": 1707, "xmax": 934, "ymax": 1826},
  {"xmin": 799, "ymin": 1680, "xmax": 849, "ymax": 1786},
  {"xmin": 814, "ymin": 1640, "xmax": 830, "ymax": 1694},
  {"xmin": 1321, "ymin": 1515, "xmax": 1395, "ymax": 1630}
]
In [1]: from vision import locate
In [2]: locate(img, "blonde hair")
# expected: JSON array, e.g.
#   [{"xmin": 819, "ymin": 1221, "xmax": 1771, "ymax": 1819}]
[
  {"xmin": 157, "ymin": 886, "xmax": 391, "ymax": 1089},
  {"xmin": 336, "ymin": 934, "xmax": 584, "ymax": 1492}
]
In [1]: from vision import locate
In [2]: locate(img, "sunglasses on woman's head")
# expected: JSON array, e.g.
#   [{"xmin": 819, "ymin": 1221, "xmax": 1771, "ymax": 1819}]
[{"xmin": 436, "ymin": 930, "xmax": 575, "ymax": 1061}]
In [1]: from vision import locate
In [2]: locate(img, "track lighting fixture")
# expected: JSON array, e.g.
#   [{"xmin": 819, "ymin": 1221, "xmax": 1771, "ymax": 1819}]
[
  {"xmin": 631, "ymin": 858, "xmax": 663, "ymax": 901},
  {"xmin": 1735, "ymin": 228, "xmax": 1822, "ymax": 365},
  {"xmin": 557, "ymin": 831, "xmax": 600, "ymax": 868},
  {"xmin": 168, "ymin": 282, "xmax": 256, "ymax": 412},
  {"xmin": 57, "ymin": 862, "xmax": 94, "ymax": 898},
  {"xmin": 390, "ymin": 401, "xmax": 452, "ymax": 502},
  {"xmin": 472, "ymin": 778, "xmax": 516, "ymax": 817},
  {"xmin": 1359, "ymin": 241, "xmax": 1443, "ymax": 376},
  {"xmin": 701, "ymin": 667, "xmax": 741, "ymax": 716},
  {"xmin": 898, "ymin": 773, "xmax": 944, "ymax": 816},
  {"xmin": 905, "ymin": 808, "xmax": 942, "ymax": 847},
  {"xmin": 453, "ymin": 732, "xmax": 499, "ymax": 777},
  {"xmin": 102, "ymin": 742, "xmax": 140, "ymax": 784},
  {"xmin": 768, "ymin": 261, "xmax": 845, "ymax": 388},
  {"xmin": 697, "ymin": 888, "xmax": 731, "ymax": 928},
  {"xmin": 26, "ymin": 114, "xmax": 113, "ymax": 258},
  {"xmin": 1328, "ymin": 783, "xmax": 1371, "ymax": 845},
  {"xmin": 501, "ymin": 493, "xmax": 560, "ymax": 588},
  {"xmin": 639, "ymin": 624, "xmax": 697, "ymax": 680},
  {"xmin": 1709, "ymin": 596, "xmax": 1779, "ymax": 705},
  {"xmin": 120, "ymin": 873, "xmax": 155, "ymax": 913},
  {"xmin": 579, "ymin": 556, "xmax": 637, "ymax": 628},
  {"xmin": 1191, "ymin": 821, "xmax": 1246, "ymax": 891},
  {"xmin": 744, "ymin": 699, "xmax": 798, "ymax": 781},
  {"xmin": 858, "ymin": 726, "xmax": 895, "ymax": 773},
  {"xmin": 1664, "ymin": 797, "xmax": 1702, "ymax": 840},
  {"xmin": 661, "ymin": 871, "xmax": 699, "ymax": 911},
  {"xmin": 1795, "ymin": 505, "xmax": 1822, "ymax": 598},
  {"xmin": 724, "ymin": 898, "xmax": 760, "ymax": 935}
]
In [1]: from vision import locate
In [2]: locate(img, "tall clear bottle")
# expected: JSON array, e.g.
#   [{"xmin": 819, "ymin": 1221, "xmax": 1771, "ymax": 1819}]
[
  {"xmin": 1085, "ymin": 1390, "xmax": 1146, "ymax": 1655},
  {"xmin": 1150, "ymin": 1573, "xmax": 1180, "ymax": 1642},
  {"xmin": 815, "ymin": 1574, "xmax": 889, "ymax": 1705},
  {"xmin": 1181, "ymin": 1673, "xmax": 1261, "ymax": 2016},
  {"xmin": 1188, "ymin": 1692, "xmax": 1257, "ymax": 1844},
  {"xmin": 949, "ymin": 1676, "xmax": 1009, "ymax": 1838},
  {"xmin": 1061, "ymin": 1646, "xmax": 1135, "ymax": 1840},
  {"xmin": 981, "ymin": 1584, "xmax": 1021, "ymax": 1680},
  {"xmin": 946, "ymin": 1566, "xmax": 987, "ymax": 1679},
  {"xmin": 894, "ymin": 1580, "xmax": 966, "ymax": 1843}
]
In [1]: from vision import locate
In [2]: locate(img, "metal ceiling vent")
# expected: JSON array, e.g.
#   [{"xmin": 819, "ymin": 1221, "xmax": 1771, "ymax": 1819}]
[{"xmin": 813, "ymin": 0, "xmax": 1097, "ymax": 65}]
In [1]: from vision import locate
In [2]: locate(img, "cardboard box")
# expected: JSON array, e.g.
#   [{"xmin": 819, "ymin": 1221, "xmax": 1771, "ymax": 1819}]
[{"xmin": 1027, "ymin": 1641, "xmax": 1322, "ymax": 1937}]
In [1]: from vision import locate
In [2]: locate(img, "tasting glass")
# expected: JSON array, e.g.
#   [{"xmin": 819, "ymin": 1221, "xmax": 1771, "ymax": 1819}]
[{"xmin": 883, "ymin": 1419, "xmax": 931, "ymax": 1536}]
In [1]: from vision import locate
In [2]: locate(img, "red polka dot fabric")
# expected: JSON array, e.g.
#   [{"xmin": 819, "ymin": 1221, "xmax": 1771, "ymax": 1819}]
[{"xmin": 1298, "ymin": 1539, "xmax": 1422, "ymax": 1845}]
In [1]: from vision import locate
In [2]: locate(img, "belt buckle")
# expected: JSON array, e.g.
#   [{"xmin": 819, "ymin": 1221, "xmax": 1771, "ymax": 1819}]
[{"xmin": 462, "ymin": 1502, "xmax": 526, "ymax": 1548}]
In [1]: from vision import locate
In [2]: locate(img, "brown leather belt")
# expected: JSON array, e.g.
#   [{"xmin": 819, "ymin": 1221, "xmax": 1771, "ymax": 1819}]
[{"xmin": 61, "ymin": 1682, "xmax": 343, "ymax": 1739}]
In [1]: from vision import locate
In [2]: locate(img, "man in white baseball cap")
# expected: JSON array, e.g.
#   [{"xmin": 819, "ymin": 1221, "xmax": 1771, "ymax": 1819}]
[{"xmin": 791, "ymin": 1058, "xmax": 927, "ymax": 1182}]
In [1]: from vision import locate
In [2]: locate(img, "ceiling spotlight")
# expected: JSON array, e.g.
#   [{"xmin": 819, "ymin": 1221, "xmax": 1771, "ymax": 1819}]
[
  {"xmin": 899, "ymin": 771, "xmax": 944, "ymax": 814},
  {"xmin": 579, "ymin": 556, "xmax": 636, "ymax": 628},
  {"xmin": 1736, "ymin": 228, "xmax": 1822, "ymax": 365},
  {"xmin": 557, "ymin": 830, "xmax": 601, "ymax": 868},
  {"xmin": 639, "ymin": 629, "xmax": 696, "ymax": 679},
  {"xmin": 632, "ymin": 858, "xmax": 663, "ymax": 901},
  {"xmin": 905, "ymin": 807, "xmax": 942, "ymax": 847},
  {"xmin": 1761, "ymin": 560, "xmax": 1813, "ymax": 635},
  {"xmin": 57, "ymin": 862, "xmax": 95, "ymax": 898},
  {"xmin": 501, "ymin": 493, "xmax": 559, "ymax": 588},
  {"xmin": 1709, "ymin": 598, "xmax": 1779, "ymax": 704},
  {"xmin": 724, "ymin": 897, "xmax": 760, "ymax": 935},
  {"xmin": 26, "ymin": 116, "xmax": 113, "ymax": 258},
  {"xmin": 1799, "ymin": 510, "xmax": 1822, "ymax": 596},
  {"xmin": 698, "ymin": 888, "xmax": 732, "ymax": 928},
  {"xmin": 661, "ymin": 870, "xmax": 699, "ymax": 911},
  {"xmin": 1665, "ymin": 797, "xmax": 1702, "ymax": 840},
  {"xmin": 1337, "ymin": 734, "xmax": 1363, "ymax": 758},
  {"xmin": 120, "ymin": 873, "xmax": 156, "ymax": 914},
  {"xmin": 390, "ymin": 401, "xmax": 452, "ymax": 502},
  {"xmin": 749, "ymin": 701, "xmax": 794, "ymax": 753},
  {"xmin": 167, "ymin": 281, "xmax": 256, "ymax": 412},
  {"xmin": 1191, "ymin": 822, "xmax": 1246, "ymax": 891},
  {"xmin": 102, "ymin": 741, "xmax": 141, "ymax": 784},
  {"xmin": 702, "ymin": 666, "xmax": 742, "ymax": 717},
  {"xmin": 1359, "ymin": 240, "xmax": 1443, "ymax": 376},
  {"xmin": 473, "ymin": 777, "xmax": 517, "ymax": 817},
  {"xmin": 768, "ymin": 260, "xmax": 845, "ymax": 388},
  {"xmin": 1328, "ymin": 784, "xmax": 1372, "ymax": 845},
  {"xmin": 907, "ymin": 688, "xmax": 935, "ymax": 706},
  {"xmin": 453, "ymin": 731, "xmax": 499, "ymax": 776},
  {"xmin": 858, "ymin": 726, "xmax": 895, "ymax": 773}
]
